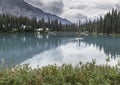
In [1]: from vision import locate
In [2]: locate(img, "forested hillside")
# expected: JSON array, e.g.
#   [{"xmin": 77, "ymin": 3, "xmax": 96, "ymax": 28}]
[
  {"xmin": 80, "ymin": 9, "xmax": 120, "ymax": 34},
  {"xmin": 0, "ymin": 14, "xmax": 77, "ymax": 32},
  {"xmin": 1, "ymin": 9, "xmax": 120, "ymax": 34}
]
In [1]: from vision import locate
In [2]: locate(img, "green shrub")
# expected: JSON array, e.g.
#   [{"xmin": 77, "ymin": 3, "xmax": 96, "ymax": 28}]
[{"xmin": 0, "ymin": 62, "xmax": 120, "ymax": 85}]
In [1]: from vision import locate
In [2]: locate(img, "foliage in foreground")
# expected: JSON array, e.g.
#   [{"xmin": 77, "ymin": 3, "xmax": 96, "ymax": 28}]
[{"xmin": 0, "ymin": 60, "xmax": 120, "ymax": 85}]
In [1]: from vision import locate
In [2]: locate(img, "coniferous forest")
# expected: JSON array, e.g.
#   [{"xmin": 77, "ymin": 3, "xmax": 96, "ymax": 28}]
[
  {"xmin": 1, "ymin": 9, "xmax": 120, "ymax": 34},
  {"xmin": 80, "ymin": 9, "xmax": 120, "ymax": 34},
  {"xmin": 0, "ymin": 14, "xmax": 77, "ymax": 32}
]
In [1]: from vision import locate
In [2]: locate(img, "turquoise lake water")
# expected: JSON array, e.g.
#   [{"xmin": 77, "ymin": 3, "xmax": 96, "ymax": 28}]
[{"xmin": 0, "ymin": 33, "xmax": 120, "ymax": 67}]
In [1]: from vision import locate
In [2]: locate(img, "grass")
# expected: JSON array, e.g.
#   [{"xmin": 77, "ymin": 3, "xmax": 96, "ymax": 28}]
[{"xmin": 0, "ymin": 60, "xmax": 120, "ymax": 85}]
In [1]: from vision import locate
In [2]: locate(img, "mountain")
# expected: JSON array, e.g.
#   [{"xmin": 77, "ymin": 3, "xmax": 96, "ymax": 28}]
[{"xmin": 0, "ymin": 0, "xmax": 71, "ymax": 24}]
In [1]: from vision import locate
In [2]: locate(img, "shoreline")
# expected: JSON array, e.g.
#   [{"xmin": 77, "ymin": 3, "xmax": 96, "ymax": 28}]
[{"xmin": 0, "ymin": 31, "xmax": 120, "ymax": 37}]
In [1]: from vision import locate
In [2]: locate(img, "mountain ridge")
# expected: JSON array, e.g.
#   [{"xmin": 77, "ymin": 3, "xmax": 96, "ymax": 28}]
[{"xmin": 0, "ymin": 0, "xmax": 71, "ymax": 24}]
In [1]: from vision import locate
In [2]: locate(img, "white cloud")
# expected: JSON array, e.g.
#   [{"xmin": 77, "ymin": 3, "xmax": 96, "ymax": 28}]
[{"xmin": 24, "ymin": 0, "xmax": 120, "ymax": 22}]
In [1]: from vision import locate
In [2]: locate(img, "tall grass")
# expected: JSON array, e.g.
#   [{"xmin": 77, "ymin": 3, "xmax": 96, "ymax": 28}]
[{"xmin": 0, "ymin": 60, "xmax": 120, "ymax": 85}]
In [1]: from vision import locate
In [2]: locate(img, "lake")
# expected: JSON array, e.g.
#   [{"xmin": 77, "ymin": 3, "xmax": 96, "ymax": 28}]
[{"xmin": 0, "ymin": 33, "xmax": 120, "ymax": 68}]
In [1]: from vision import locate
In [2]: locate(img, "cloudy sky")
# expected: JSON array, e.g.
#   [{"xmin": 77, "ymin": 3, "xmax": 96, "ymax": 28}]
[{"xmin": 24, "ymin": 0, "xmax": 120, "ymax": 22}]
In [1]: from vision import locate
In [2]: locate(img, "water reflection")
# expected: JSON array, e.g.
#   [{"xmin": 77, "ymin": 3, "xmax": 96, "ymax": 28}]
[
  {"xmin": 0, "ymin": 33, "xmax": 120, "ymax": 67},
  {"xmin": 0, "ymin": 33, "xmax": 77, "ymax": 65},
  {"xmin": 22, "ymin": 35, "xmax": 120, "ymax": 68},
  {"xmin": 81, "ymin": 35, "xmax": 120, "ymax": 59}
]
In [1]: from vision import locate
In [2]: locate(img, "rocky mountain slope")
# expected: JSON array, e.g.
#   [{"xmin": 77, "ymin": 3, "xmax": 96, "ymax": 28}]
[{"xmin": 0, "ymin": 0, "xmax": 71, "ymax": 24}]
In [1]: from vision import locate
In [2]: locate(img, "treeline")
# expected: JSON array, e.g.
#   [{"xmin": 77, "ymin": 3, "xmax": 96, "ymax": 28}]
[
  {"xmin": 0, "ymin": 14, "xmax": 78, "ymax": 32},
  {"xmin": 80, "ymin": 9, "xmax": 120, "ymax": 34}
]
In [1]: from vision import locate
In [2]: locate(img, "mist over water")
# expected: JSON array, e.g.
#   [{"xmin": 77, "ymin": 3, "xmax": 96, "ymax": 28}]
[{"xmin": 0, "ymin": 33, "xmax": 120, "ymax": 67}]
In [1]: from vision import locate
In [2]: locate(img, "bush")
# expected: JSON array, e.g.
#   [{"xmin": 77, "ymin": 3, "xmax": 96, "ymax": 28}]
[{"xmin": 0, "ymin": 61, "xmax": 120, "ymax": 85}]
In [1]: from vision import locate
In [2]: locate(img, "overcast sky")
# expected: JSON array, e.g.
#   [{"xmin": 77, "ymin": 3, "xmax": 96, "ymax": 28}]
[{"xmin": 24, "ymin": 0, "xmax": 120, "ymax": 22}]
